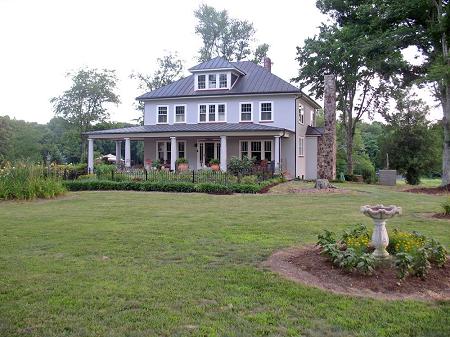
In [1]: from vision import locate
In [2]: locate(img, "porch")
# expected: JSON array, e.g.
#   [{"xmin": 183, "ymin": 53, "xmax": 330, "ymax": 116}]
[{"xmin": 85, "ymin": 123, "xmax": 289, "ymax": 173}]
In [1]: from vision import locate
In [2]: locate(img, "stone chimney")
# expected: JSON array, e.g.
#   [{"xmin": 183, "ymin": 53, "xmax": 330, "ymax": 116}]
[
  {"xmin": 317, "ymin": 74, "xmax": 337, "ymax": 180},
  {"xmin": 263, "ymin": 57, "xmax": 271, "ymax": 73}
]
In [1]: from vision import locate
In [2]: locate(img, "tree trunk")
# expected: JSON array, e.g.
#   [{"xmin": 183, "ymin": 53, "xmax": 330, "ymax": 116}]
[
  {"xmin": 442, "ymin": 85, "xmax": 450, "ymax": 185},
  {"xmin": 346, "ymin": 124, "xmax": 354, "ymax": 175}
]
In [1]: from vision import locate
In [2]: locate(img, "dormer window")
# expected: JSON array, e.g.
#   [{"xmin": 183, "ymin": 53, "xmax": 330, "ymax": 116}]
[
  {"xmin": 208, "ymin": 74, "xmax": 216, "ymax": 88},
  {"xmin": 195, "ymin": 73, "xmax": 231, "ymax": 90},
  {"xmin": 219, "ymin": 74, "xmax": 228, "ymax": 88},
  {"xmin": 198, "ymin": 75, "xmax": 206, "ymax": 89}
]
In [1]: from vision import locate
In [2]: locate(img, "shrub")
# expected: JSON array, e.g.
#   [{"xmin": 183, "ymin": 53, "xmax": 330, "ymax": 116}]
[
  {"xmin": 209, "ymin": 159, "xmax": 220, "ymax": 165},
  {"xmin": 356, "ymin": 253, "xmax": 375, "ymax": 275},
  {"xmin": 227, "ymin": 156, "xmax": 254, "ymax": 177},
  {"xmin": 425, "ymin": 239, "xmax": 447, "ymax": 267},
  {"xmin": 78, "ymin": 174, "xmax": 97, "ymax": 180},
  {"xmin": 175, "ymin": 158, "xmax": 188, "ymax": 164},
  {"xmin": 240, "ymin": 175, "xmax": 258, "ymax": 184},
  {"xmin": 229, "ymin": 183, "xmax": 260, "ymax": 194},
  {"xmin": 405, "ymin": 166, "xmax": 420, "ymax": 185},
  {"xmin": 394, "ymin": 252, "xmax": 414, "ymax": 280},
  {"xmin": 317, "ymin": 230, "xmax": 336, "ymax": 246},
  {"xmin": 0, "ymin": 163, "xmax": 66, "ymax": 200},
  {"xmin": 95, "ymin": 164, "xmax": 115, "ymax": 179},
  {"xmin": 441, "ymin": 198, "xmax": 450, "ymax": 215},
  {"xmin": 195, "ymin": 183, "xmax": 232, "ymax": 194},
  {"xmin": 411, "ymin": 248, "xmax": 431, "ymax": 279}
]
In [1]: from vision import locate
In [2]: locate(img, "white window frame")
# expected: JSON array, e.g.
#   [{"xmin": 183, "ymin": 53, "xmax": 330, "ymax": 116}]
[
  {"xmin": 174, "ymin": 104, "xmax": 186, "ymax": 123},
  {"xmin": 239, "ymin": 102, "xmax": 253, "ymax": 122},
  {"xmin": 239, "ymin": 140, "xmax": 273, "ymax": 161},
  {"xmin": 298, "ymin": 103, "xmax": 304, "ymax": 124},
  {"xmin": 156, "ymin": 140, "xmax": 186, "ymax": 162},
  {"xmin": 198, "ymin": 103, "xmax": 227, "ymax": 123},
  {"xmin": 298, "ymin": 137, "xmax": 305, "ymax": 157},
  {"xmin": 259, "ymin": 101, "xmax": 274, "ymax": 122},
  {"xmin": 156, "ymin": 105, "xmax": 169, "ymax": 124},
  {"xmin": 195, "ymin": 73, "xmax": 231, "ymax": 90}
]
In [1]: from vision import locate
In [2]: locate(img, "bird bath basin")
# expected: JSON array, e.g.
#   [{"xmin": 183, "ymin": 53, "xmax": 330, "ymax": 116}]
[{"xmin": 360, "ymin": 204, "xmax": 402, "ymax": 259}]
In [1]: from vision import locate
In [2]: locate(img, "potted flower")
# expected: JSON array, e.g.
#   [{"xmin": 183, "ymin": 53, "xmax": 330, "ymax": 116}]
[
  {"xmin": 209, "ymin": 159, "xmax": 220, "ymax": 171},
  {"xmin": 176, "ymin": 158, "xmax": 189, "ymax": 171}
]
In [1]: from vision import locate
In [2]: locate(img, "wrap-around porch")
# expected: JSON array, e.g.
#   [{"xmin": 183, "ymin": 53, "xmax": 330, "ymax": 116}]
[{"xmin": 85, "ymin": 123, "xmax": 289, "ymax": 173}]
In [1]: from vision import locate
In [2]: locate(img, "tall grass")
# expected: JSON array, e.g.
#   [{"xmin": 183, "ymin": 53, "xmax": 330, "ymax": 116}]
[{"xmin": 0, "ymin": 163, "xmax": 66, "ymax": 200}]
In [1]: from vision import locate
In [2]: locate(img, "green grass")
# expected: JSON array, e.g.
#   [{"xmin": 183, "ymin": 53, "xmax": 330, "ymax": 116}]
[{"xmin": 0, "ymin": 183, "xmax": 449, "ymax": 337}]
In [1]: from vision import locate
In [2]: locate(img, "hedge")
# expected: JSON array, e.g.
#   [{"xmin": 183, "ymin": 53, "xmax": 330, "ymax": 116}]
[{"xmin": 63, "ymin": 178, "xmax": 284, "ymax": 194}]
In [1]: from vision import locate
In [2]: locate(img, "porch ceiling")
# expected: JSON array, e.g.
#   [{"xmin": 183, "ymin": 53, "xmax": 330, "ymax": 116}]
[{"xmin": 85, "ymin": 123, "xmax": 289, "ymax": 140}]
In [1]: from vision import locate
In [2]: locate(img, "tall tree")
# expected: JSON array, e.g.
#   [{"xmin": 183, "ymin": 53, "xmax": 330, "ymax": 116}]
[
  {"xmin": 294, "ymin": 23, "xmax": 401, "ymax": 174},
  {"xmin": 194, "ymin": 4, "xmax": 269, "ymax": 63},
  {"xmin": 380, "ymin": 92, "xmax": 438, "ymax": 184},
  {"xmin": 50, "ymin": 68, "xmax": 120, "ymax": 161},
  {"xmin": 131, "ymin": 52, "xmax": 184, "ymax": 122},
  {"xmin": 316, "ymin": 0, "xmax": 449, "ymax": 184}
]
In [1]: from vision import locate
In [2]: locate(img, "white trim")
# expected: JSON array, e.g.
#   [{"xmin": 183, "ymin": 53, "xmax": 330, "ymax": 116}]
[
  {"xmin": 239, "ymin": 139, "xmax": 274, "ymax": 161},
  {"xmin": 156, "ymin": 140, "xmax": 187, "ymax": 162},
  {"xmin": 198, "ymin": 103, "xmax": 227, "ymax": 123},
  {"xmin": 259, "ymin": 101, "xmax": 274, "ymax": 122},
  {"xmin": 195, "ymin": 72, "xmax": 231, "ymax": 91},
  {"xmin": 156, "ymin": 105, "xmax": 169, "ymax": 124},
  {"xmin": 239, "ymin": 102, "xmax": 253, "ymax": 122},
  {"xmin": 298, "ymin": 136, "xmax": 305, "ymax": 157},
  {"xmin": 190, "ymin": 67, "xmax": 245, "ymax": 75},
  {"xmin": 173, "ymin": 104, "xmax": 186, "ymax": 124},
  {"xmin": 139, "ymin": 93, "xmax": 297, "ymax": 101},
  {"xmin": 197, "ymin": 140, "xmax": 221, "ymax": 168}
]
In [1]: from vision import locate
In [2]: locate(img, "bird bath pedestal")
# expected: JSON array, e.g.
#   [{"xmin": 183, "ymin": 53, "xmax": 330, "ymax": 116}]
[{"xmin": 360, "ymin": 205, "xmax": 402, "ymax": 260}]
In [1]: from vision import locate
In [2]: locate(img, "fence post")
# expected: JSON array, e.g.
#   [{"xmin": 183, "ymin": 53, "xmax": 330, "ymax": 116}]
[
  {"xmin": 145, "ymin": 169, "xmax": 148, "ymax": 181},
  {"xmin": 111, "ymin": 170, "xmax": 114, "ymax": 181},
  {"xmin": 192, "ymin": 170, "xmax": 195, "ymax": 183}
]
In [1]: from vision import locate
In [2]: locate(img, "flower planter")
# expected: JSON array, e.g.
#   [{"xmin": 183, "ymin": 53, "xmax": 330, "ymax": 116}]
[
  {"xmin": 177, "ymin": 163, "xmax": 189, "ymax": 171},
  {"xmin": 210, "ymin": 164, "xmax": 220, "ymax": 171}
]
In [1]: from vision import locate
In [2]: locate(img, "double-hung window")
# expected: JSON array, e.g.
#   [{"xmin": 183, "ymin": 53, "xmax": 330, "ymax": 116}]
[
  {"xmin": 260, "ymin": 102, "xmax": 273, "ymax": 121},
  {"xmin": 174, "ymin": 105, "xmax": 186, "ymax": 123},
  {"xmin": 157, "ymin": 141, "xmax": 186, "ymax": 162},
  {"xmin": 197, "ymin": 75, "xmax": 206, "ymax": 89},
  {"xmin": 208, "ymin": 74, "xmax": 217, "ymax": 89},
  {"xmin": 157, "ymin": 106, "xmax": 168, "ymax": 124},
  {"xmin": 178, "ymin": 142, "xmax": 185, "ymax": 159},
  {"xmin": 298, "ymin": 103, "xmax": 304, "ymax": 124},
  {"xmin": 219, "ymin": 73, "xmax": 227, "ymax": 88},
  {"xmin": 199, "ymin": 103, "xmax": 226, "ymax": 122},
  {"xmin": 298, "ymin": 137, "xmax": 304, "ymax": 157},
  {"xmin": 240, "ymin": 103, "xmax": 252, "ymax": 121}
]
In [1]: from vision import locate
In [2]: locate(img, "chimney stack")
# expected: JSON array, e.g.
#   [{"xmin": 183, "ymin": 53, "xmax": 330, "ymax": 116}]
[
  {"xmin": 317, "ymin": 74, "xmax": 337, "ymax": 180},
  {"xmin": 263, "ymin": 57, "xmax": 272, "ymax": 73}
]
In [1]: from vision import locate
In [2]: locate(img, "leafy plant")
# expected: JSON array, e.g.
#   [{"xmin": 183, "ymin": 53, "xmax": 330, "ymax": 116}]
[
  {"xmin": 209, "ymin": 159, "xmax": 220, "ymax": 165},
  {"xmin": 425, "ymin": 239, "xmax": 447, "ymax": 267},
  {"xmin": 227, "ymin": 156, "xmax": 254, "ymax": 177},
  {"xmin": 411, "ymin": 248, "xmax": 431, "ymax": 279},
  {"xmin": 151, "ymin": 159, "xmax": 162, "ymax": 170},
  {"xmin": 394, "ymin": 252, "xmax": 414, "ymax": 280},
  {"xmin": 441, "ymin": 198, "xmax": 450, "ymax": 215},
  {"xmin": 175, "ymin": 158, "xmax": 188, "ymax": 164},
  {"xmin": 356, "ymin": 253, "xmax": 375, "ymax": 275},
  {"xmin": 317, "ymin": 230, "xmax": 336, "ymax": 247}
]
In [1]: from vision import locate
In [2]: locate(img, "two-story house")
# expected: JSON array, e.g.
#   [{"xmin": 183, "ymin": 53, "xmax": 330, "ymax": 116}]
[{"xmin": 86, "ymin": 57, "xmax": 323, "ymax": 179}]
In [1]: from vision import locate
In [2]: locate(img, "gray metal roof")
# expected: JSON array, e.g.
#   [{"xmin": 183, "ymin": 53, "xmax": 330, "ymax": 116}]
[
  {"xmin": 305, "ymin": 126, "xmax": 323, "ymax": 136},
  {"xmin": 188, "ymin": 57, "xmax": 245, "ymax": 74},
  {"xmin": 137, "ymin": 60, "xmax": 301, "ymax": 101},
  {"xmin": 85, "ymin": 123, "xmax": 285, "ymax": 135}
]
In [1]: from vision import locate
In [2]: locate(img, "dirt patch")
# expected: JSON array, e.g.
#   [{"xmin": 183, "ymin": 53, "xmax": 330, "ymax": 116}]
[
  {"xmin": 432, "ymin": 213, "xmax": 450, "ymax": 220},
  {"xmin": 263, "ymin": 245, "xmax": 450, "ymax": 301},
  {"xmin": 404, "ymin": 184, "xmax": 450, "ymax": 195}
]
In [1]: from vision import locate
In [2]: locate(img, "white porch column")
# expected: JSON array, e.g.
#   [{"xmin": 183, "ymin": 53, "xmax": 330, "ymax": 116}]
[
  {"xmin": 170, "ymin": 137, "xmax": 177, "ymax": 171},
  {"xmin": 274, "ymin": 136, "xmax": 281, "ymax": 172},
  {"xmin": 220, "ymin": 135, "xmax": 227, "ymax": 171},
  {"xmin": 115, "ymin": 141, "xmax": 122, "ymax": 166},
  {"xmin": 87, "ymin": 138, "xmax": 94, "ymax": 174},
  {"xmin": 124, "ymin": 138, "xmax": 131, "ymax": 167}
]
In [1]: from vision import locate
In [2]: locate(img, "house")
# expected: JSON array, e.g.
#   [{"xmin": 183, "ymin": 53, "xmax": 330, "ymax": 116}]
[{"xmin": 86, "ymin": 57, "xmax": 323, "ymax": 179}]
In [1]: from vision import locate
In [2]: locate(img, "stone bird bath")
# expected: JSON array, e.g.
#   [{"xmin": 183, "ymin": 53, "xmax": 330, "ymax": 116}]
[{"xmin": 360, "ymin": 205, "xmax": 402, "ymax": 259}]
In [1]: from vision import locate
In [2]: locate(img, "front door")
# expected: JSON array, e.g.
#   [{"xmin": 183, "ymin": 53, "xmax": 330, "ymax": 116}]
[{"xmin": 197, "ymin": 141, "xmax": 220, "ymax": 168}]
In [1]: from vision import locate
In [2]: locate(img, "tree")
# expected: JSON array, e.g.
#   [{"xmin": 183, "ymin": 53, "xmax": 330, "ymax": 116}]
[
  {"xmin": 194, "ymin": 4, "xmax": 269, "ymax": 63},
  {"xmin": 380, "ymin": 93, "xmax": 437, "ymax": 184},
  {"xmin": 315, "ymin": 0, "xmax": 449, "ymax": 184},
  {"xmin": 131, "ymin": 52, "xmax": 184, "ymax": 122},
  {"xmin": 294, "ymin": 23, "xmax": 400, "ymax": 174},
  {"xmin": 51, "ymin": 68, "xmax": 120, "ymax": 161},
  {"xmin": 0, "ymin": 116, "xmax": 12, "ymax": 163}
]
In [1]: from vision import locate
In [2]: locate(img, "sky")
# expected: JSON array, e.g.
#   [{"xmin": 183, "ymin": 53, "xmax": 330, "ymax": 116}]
[{"xmin": 0, "ymin": 0, "xmax": 441, "ymax": 125}]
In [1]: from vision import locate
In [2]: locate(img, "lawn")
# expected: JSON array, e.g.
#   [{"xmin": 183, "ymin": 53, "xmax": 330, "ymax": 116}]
[{"xmin": 0, "ymin": 183, "xmax": 449, "ymax": 337}]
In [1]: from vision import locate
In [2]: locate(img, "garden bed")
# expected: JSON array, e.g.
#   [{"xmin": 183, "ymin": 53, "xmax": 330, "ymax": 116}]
[
  {"xmin": 264, "ymin": 245, "xmax": 450, "ymax": 301},
  {"xmin": 404, "ymin": 184, "xmax": 450, "ymax": 195}
]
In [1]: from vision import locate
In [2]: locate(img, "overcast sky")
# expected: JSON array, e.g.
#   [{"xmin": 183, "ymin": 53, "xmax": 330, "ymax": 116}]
[{"xmin": 0, "ymin": 0, "xmax": 441, "ymax": 124}]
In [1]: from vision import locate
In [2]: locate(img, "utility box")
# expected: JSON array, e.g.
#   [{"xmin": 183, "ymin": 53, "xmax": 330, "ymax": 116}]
[{"xmin": 379, "ymin": 170, "xmax": 397, "ymax": 186}]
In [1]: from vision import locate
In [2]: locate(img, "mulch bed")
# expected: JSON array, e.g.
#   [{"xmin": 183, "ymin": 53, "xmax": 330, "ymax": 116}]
[
  {"xmin": 404, "ymin": 184, "xmax": 450, "ymax": 195},
  {"xmin": 432, "ymin": 213, "xmax": 450, "ymax": 220},
  {"xmin": 264, "ymin": 245, "xmax": 450, "ymax": 301}
]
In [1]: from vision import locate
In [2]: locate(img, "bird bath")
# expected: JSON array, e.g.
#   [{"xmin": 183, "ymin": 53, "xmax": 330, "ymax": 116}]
[{"xmin": 360, "ymin": 205, "xmax": 402, "ymax": 259}]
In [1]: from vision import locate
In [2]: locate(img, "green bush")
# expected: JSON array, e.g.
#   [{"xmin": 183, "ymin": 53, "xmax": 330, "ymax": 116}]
[
  {"xmin": 405, "ymin": 166, "xmax": 420, "ymax": 185},
  {"xmin": 441, "ymin": 198, "xmax": 450, "ymax": 215},
  {"xmin": 227, "ymin": 156, "xmax": 254, "ymax": 177},
  {"xmin": 0, "ymin": 163, "xmax": 66, "ymax": 200},
  {"xmin": 195, "ymin": 183, "xmax": 232, "ymax": 194}
]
